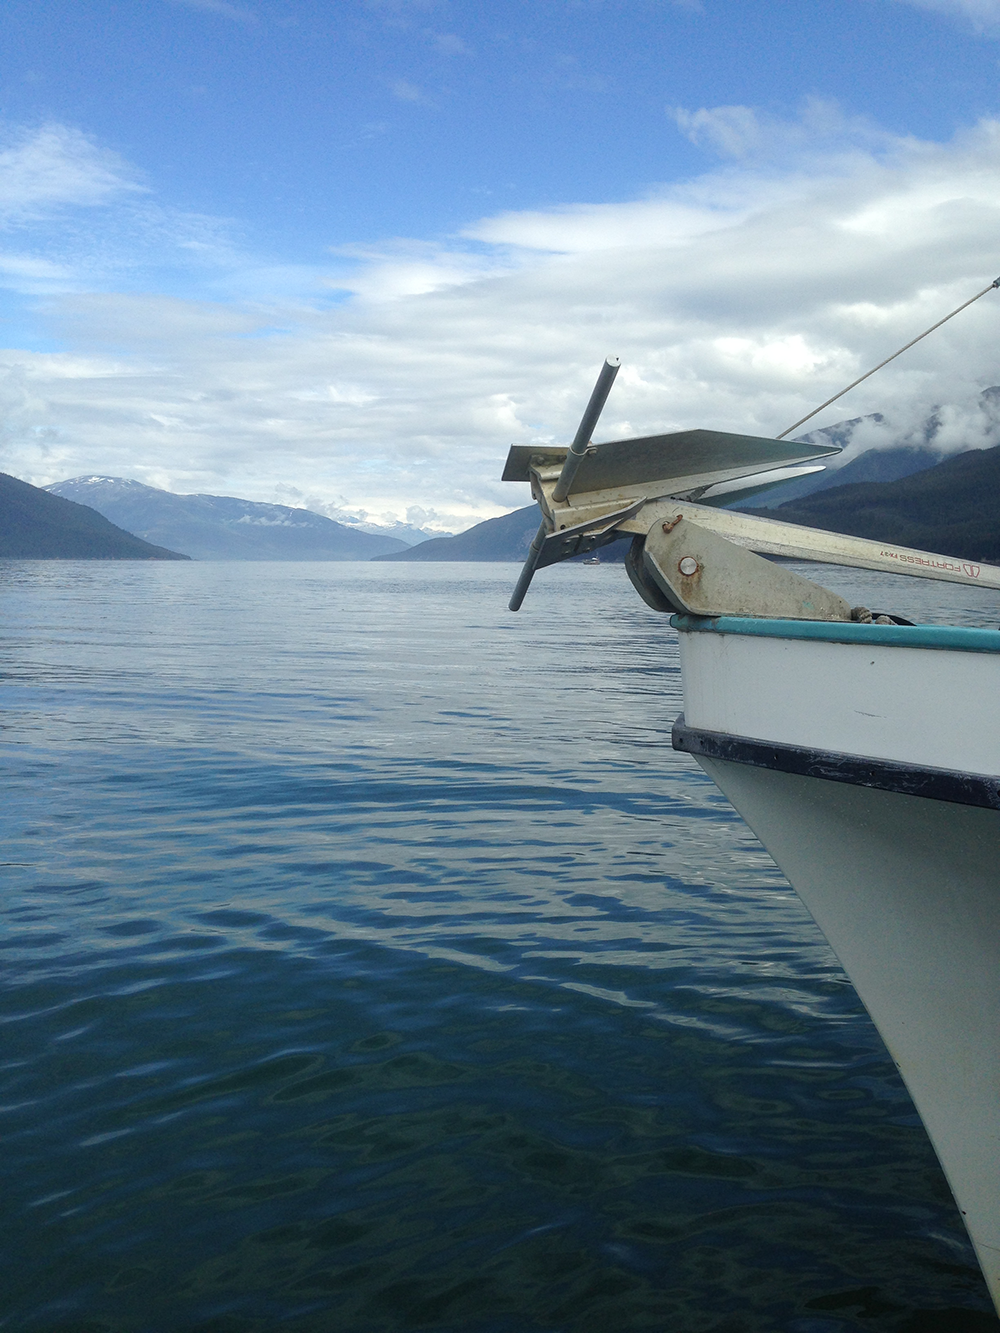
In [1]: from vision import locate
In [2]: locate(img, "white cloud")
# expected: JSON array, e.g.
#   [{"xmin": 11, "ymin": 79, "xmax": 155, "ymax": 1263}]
[
  {"xmin": 0, "ymin": 124, "xmax": 142, "ymax": 223},
  {"xmin": 670, "ymin": 97, "xmax": 899, "ymax": 162},
  {"xmin": 327, "ymin": 239, "xmax": 505, "ymax": 300},
  {"xmin": 673, "ymin": 104, "xmax": 767, "ymax": 159},
  {"xmin": 0, "ymin": 123, "xmax": 252, "ymax": 298},
  {"xmin": 3, "ymin": 108, "xmax": 1000, "ymax": 528},
  {"xmin": 893, "ymin": 0, "xmax": 1000, "ymax": 34},
  {"xmin": 0, "ymin": 252, "xmax": 74, "ymax": 285},
  {"xmin": 462, "ymin": 196, "xmax": 743, "ymax": 254}
]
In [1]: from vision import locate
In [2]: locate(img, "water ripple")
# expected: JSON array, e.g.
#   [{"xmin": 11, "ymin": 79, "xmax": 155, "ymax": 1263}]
[{"xmin": 1, "ymin": 561, "xmax": 996, "ymax": 1332}]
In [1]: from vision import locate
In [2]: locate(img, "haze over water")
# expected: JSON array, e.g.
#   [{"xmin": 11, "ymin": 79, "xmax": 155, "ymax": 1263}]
[{"xmin": 2, "ymin": 560, "xmax": 998, "ymax": 1333}]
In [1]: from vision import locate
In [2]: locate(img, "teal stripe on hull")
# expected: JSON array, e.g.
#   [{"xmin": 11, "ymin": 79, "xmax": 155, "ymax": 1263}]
[{"xmin": 670, "ymin": 614, "xmax": 1000, "ymax": 654}]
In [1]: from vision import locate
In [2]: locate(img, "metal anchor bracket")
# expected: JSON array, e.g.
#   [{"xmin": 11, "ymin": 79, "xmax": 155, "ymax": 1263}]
[{"xmin": 639, "ymin": 516, "xmax": 853, "ymax": 621}]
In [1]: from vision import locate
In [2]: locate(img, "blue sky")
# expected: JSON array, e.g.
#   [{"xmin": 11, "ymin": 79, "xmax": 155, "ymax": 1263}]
[{"xmin": 2, "ymin": 0, "xmax": 1000, "ymax": 528}]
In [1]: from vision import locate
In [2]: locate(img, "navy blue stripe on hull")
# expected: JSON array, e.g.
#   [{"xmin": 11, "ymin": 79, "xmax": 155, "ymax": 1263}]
[{"xmin": 671, "ymin": 715, "xmax": 1000, "ymax": 812}]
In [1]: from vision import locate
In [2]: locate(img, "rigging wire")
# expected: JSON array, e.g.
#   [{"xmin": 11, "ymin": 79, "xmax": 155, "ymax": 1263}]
[{"xmin": 776, "ymin": 276, "xmax": 1000, "ymax": 441}]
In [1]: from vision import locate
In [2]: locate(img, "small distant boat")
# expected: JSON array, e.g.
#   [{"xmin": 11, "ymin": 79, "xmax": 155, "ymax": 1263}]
[
  {"xmin": 582, "ymin": 555, "xmax": 600, "ymax": 565},
  {"xmin": 505, "ymin": 312, "xmax": 1000, "ymax": 1314}
]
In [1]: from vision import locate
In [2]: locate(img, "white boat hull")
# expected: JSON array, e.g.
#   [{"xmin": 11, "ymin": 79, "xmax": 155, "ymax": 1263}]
[{"xmin": 673, "ymin": 615, "xmax": 1000, "ymax": 1311}]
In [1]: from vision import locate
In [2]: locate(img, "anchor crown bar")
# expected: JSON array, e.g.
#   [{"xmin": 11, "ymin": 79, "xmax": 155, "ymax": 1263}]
[{"xmin": 550, "ymin": 355, "xmax": 620, "ymax": 503}]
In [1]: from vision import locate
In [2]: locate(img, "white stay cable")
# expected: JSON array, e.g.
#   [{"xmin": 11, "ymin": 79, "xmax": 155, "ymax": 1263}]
[{"xmin": 776, "ymin": 276, "xmax": 1000, "ymax": 441}]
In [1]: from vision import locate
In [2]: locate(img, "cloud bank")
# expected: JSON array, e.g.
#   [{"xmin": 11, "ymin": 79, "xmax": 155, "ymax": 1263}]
[{"xmin": 2, "ymin": 108, "xmax": 1000, "ymax": 528}]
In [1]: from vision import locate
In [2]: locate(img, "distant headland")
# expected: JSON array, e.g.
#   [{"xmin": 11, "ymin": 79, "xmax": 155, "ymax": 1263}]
[{"xmin": 0, "ymin": 472, "xmax": 189, "ymax": 560}]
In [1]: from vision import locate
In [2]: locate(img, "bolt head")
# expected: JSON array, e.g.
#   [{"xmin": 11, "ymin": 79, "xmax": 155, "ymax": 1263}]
[{"xmin": 678, "ymin": 556, "xmax": 698, "ymax": 576}]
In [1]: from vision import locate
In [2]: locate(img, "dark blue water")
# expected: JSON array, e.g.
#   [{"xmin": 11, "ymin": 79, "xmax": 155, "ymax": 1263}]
[{"xmin": 2, "ymin": 560, "xmax": 998, "ymax": 1333}]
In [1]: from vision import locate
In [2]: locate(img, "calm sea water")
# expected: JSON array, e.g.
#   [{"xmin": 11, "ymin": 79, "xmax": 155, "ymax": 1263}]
[{"xmin": 2, "ymin": 559, "xmax": 999, "ymax": 1333}]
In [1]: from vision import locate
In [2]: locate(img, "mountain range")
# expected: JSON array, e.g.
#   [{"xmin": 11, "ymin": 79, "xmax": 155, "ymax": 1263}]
[
  {"xmin": 7, "ymin": 392, "xmax": 1000, "ymax": 565},
  {"xmin": 747, "ymin": 443, "xmax": 1000, "ymax": 561},
  {"xmin": 0, "ymin": 472, "xmax": 189, "ymax": 560},
  {"xmin": 44, "ymin": 476, "xmax": 411, "ymax": 561}
]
